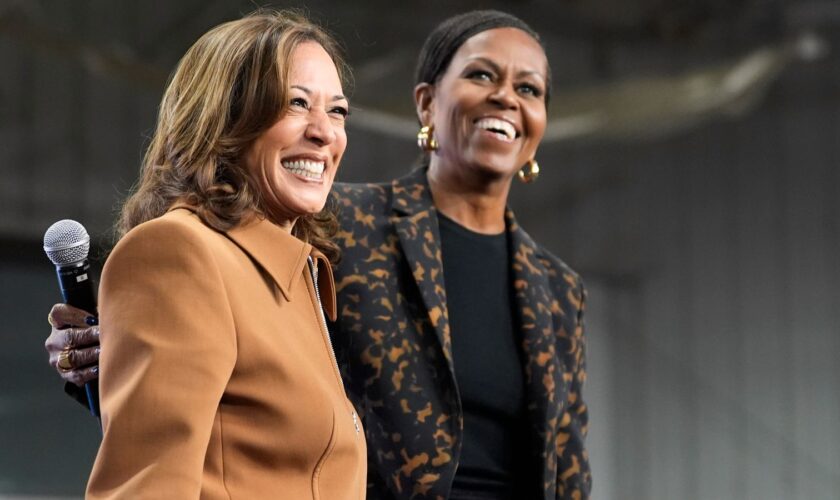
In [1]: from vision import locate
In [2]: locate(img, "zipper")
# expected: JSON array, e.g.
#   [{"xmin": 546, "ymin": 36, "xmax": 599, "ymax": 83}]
[
  {"xmin": 308, "ymin": 256, "xmax": 360, "ymax": 435},
  {"xmin": 352, "ymin": 410, "xmax": 360, "ymax": 434}
]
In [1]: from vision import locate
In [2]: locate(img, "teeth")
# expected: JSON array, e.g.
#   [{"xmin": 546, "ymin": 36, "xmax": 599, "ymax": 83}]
[
  {"xmin": 475, "ymin": 118, "xmax": 516, "ymax": 140},
  {"xmin": 281, "ymin": 159, "xmax": 325, "ymax": 179}
]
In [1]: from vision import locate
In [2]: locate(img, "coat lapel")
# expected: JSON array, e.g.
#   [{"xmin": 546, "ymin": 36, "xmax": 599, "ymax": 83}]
[
  {"xmin": 390, "ymin": 168, "xmax": 454, "ymax": 369},
  {"xmin": 225, "ymin": 215, "xmax": 337, "ymax": 321},
  {"xmin": 506, "ymin": 209, "xmax": 562, "ymax": 498},
  {"xmin": 222, "ymin": 215, "xmax": 310, "ymax": 299}
]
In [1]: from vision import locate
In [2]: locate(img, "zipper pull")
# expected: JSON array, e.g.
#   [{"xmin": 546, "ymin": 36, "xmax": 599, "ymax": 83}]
[{"xmin": 352, "ymin": 411, "xmax": 360, "ymax": 434}]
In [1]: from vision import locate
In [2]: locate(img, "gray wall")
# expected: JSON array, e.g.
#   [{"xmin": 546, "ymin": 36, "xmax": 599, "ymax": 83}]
[{"xmin": 513, "ymin": 66, "xmax": 840, "ymax": 499}]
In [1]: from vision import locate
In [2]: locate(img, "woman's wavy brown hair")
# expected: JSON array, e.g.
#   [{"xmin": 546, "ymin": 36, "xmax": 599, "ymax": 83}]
[{"xmin": 117, "ymin": 9, "xmax": 350, "ymax": 262}]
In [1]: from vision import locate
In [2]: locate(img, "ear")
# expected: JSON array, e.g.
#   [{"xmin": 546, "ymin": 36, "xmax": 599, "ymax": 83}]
[{"xmin": 414, "ymin": 82, "xmax": 435, "ymax": 126}]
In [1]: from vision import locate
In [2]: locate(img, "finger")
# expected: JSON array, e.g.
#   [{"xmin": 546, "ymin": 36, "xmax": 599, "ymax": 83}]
[
  {"xmin": 48, "ymin": 303, "xmax": 97, "ymax": 329},
  {"xmin": 45, "ymin": 327, "xmax": 71, "ymax": 357},
  {"xmin": 69, "ymin": 345, "xmax": 101, "ymax": 369},
  {"xmin": 63, "ymin": 364, "xmax": 99, "ymax": 387},
  {"xmin": 63, "ymin": 326, "xmax": 101, "ymax": 349},
  {"xmin": 45, "ymin": 326, "xmax": 100, "ymax": 358}
]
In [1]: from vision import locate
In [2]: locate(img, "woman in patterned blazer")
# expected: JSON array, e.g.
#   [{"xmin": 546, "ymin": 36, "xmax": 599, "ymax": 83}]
[
  {"xmin": 330, "ymin": 11, "xmax": 590, "ymax": 499},
  {"xmin": 45, "ymin": 9, "xmax": 588, "ymax": 500}
]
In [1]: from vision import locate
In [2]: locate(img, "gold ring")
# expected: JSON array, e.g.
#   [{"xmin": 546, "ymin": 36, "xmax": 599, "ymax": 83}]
[
  {"xmin": 47, "ymin": 311, "xmax": 54, "ymax": 327},
  {"xmin": 57, "ymin": 348, "xmax": 73, "ymax": 372}
]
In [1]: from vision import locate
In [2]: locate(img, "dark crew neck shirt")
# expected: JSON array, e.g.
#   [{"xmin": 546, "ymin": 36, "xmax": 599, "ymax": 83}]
[{"xmin": 437, "ymin": 213, "xmax": 534, "ymax": 499}]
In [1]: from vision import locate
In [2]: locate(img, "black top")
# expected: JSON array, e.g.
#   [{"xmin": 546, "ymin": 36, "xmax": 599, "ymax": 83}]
[{"xmin": 438, "ymin": 213, "xmax": 533, "ymax": 499}]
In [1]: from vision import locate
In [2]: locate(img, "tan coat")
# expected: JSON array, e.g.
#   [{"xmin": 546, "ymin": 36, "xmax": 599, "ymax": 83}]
[{"xmin": 87, "ymin": 207, "xmax": 367, "ymax": 499}]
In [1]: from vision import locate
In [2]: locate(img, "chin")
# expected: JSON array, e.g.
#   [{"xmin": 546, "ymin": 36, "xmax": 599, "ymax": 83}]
[
  {"xmin": 297, "ymin": 197, "xmax": 331, "ymax": 216},
  {"xmin": 286, "ymin": 184, "xmax": 333, "ymax": 215},
  {"xmin": 468, "ymin": 158, "xmax": 520, "ymax": 180}
]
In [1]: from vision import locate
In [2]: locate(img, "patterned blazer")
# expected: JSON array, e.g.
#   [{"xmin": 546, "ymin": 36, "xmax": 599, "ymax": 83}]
[{"xmin": 330, "ymin": 167, "xmax": 591, "ymax": 499}]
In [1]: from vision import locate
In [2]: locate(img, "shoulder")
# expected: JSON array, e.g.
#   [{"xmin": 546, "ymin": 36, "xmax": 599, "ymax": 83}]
[
  {"xmin": 108, "ymin": 209, "xmax": 221, "ymax": 269},
  {"xmin": 513, "ymin": 221, "xmax": 582, "ymax": 282},
  {"xmin": 511, "ymin": 225, "xmax": 588, "ymax": 332},
  {"xmin": 120, "ymin": 209, "xmax": 220, "ymax": 243},
  {"xmin": 332, "ymin": 181, "xmax": 392, "ymax": 210},
  {"xmin": 537, "ymin": 245, "xmax": 583, "ymax": 290},
  {"xmin": 535, "ymin": 245, "xmax": 587, "ymax": 322},
  {"xmin": 331, "ymin": 181, "xmax": 396, "ymax": 239}
]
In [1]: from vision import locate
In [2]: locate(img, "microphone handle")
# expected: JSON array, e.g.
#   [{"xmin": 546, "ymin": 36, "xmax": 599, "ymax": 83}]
[
  {"xmin": 57, "ymin": 261, "xmax": 97, "ymax": 315},
  {"xmin": 57, "ymin": 260, "xmax": 101, "ymax": 418}
]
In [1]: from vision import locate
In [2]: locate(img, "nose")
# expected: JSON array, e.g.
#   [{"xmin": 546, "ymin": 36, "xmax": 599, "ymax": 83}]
[
  {"xmin": 488, "ymin": 82, "xmax": 518, "ymax": 110},
  {"xmin": 305, "ymin": 108, "xmax": 336, "ymax": 146}
]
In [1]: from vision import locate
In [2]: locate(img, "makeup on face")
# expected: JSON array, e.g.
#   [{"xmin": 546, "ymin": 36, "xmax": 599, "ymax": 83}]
[
  {"xmin": 244, "ymin": 42, "xmax": 349, "ymax": 225},
  {"xmin": 426, "ymin": 27, "xmax": 548, "ymax": 180}
]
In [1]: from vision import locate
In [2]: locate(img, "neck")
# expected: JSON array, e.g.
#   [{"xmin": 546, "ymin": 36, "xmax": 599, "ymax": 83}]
[
  {"xmin": 260, "ymin": 208, "xmax": 297, "ymax": 234},
  {"xmin": 274, "ymin": 218, "xmax": 296, "ymax": 233},
  {"xmin": 426, "ymin": 159, "xmax": 512, "ymax": 234}
]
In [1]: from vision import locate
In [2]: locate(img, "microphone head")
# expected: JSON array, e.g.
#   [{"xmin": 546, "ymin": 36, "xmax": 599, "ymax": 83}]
[{"xmin": 44, "ymin": 219, "xmax": 91, "ymax": 266}]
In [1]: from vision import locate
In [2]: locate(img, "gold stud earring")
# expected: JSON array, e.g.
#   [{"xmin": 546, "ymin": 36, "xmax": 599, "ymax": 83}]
[
  {"xmin": 517, "ymin": 159, "xmax": 540, "ymax": 183},
  {"xmin": 417, "ymin": 125, "xmax": 438, "ymax": 152}
]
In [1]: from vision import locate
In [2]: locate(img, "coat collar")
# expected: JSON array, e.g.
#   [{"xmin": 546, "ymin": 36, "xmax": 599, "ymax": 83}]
[
  {"xmin": 390, "ymin": 166, "xmax": 435, "ymax": 217},
  {"xmin": 168, "ymin": 206, "xmax": 336, "ymax": 321},
  {"xmin": 389, "ymin": 167, "xmax": 454, "ymax": 366},
  {"xmin": 506, "ymin": 208, "xmax": 564, "ymax": 498}
]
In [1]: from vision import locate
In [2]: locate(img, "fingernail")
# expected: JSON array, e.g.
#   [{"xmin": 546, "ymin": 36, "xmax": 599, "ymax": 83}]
[
  {"xmin": 91, "ymin": 366, "xmax": 99, "ymax": 375},
  {"xmin": 85, "ymin": 316, "xmax": 99, "ymax": 326}
]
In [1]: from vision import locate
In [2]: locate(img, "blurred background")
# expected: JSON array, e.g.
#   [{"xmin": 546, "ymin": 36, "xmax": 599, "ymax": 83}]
[{"xmin": 1, "ymin": 0, "xmax": 838, "ymax": 498}]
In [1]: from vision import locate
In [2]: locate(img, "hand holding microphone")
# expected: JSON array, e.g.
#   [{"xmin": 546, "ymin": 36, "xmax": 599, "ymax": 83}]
[
  {"xmin": 43, "ymin": 219, "xmax": 101, "ymax": 417},
  {"xmin": 45, "ymin": 304, "xmax": 101, "ymax": 385}
]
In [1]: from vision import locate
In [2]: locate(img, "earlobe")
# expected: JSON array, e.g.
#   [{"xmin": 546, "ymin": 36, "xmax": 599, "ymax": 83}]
[{"xmin": 413, "ymin": 83, "xmax": 435, "ymax": 125}]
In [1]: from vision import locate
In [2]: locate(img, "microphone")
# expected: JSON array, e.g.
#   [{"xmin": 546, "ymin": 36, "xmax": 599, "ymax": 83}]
[{"xmin": 43, "ymin": 219, "xmax": 100, "ymax": 418}]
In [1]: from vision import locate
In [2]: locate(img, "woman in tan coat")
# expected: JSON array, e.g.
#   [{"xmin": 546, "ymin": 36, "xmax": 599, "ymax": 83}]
[{"xmin": 83, "ymin": 11, "xmax": 366, "ymax": 499}]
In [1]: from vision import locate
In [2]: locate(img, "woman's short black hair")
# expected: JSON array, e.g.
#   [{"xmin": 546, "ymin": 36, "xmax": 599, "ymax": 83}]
[{"xmin": 414, "ymin": 9, "xmax": 551, "ymax": 103}]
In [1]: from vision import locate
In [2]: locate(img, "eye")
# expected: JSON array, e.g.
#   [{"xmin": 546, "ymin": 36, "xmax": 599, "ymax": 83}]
[
  {"xmin": 465, "ymin": 69, "xmax": 493, "ymax": 82},
  {"xmin": 290, "ymin": 97, "xmax": 309, "ymax": 109},
  {"xmin": 329, "ymin": 106, "xmax": 349, "ymax": 118},
  {"xmin": 517, "ymin": 83, "xmax": 543, "ymax": 98}
]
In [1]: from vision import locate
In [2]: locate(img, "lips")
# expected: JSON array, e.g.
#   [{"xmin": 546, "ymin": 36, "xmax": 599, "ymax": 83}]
[
  {"xmin": 474, "ymin": 117, "xmax": 519, "ymax": 141},
  {"xmin": 281, "ymin": 157, "xmax": 326, "ymax": 180}
]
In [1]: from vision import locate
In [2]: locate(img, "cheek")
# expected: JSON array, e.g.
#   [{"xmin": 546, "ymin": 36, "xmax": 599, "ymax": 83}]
[
  {"xmin": 243, "ymin": 147, "xmax": 267, "ymax": 187},
  {"xmin": 335, "ymin": 129, "xmax": 348, "ymax": 158},
  {"xmin": 526, "ymin": 107, "xmax": 547, "ymax": 143},
  {"xmin": 244, "ymin": 145, "xmax": 281, "ymax": 197},
  {"xmin": 254, "ymin": 151, "xmax": 277, "ymax": 188},
  {"xmin": 432, "ymin": 94, "xmax": 463, "ymax": 132}
]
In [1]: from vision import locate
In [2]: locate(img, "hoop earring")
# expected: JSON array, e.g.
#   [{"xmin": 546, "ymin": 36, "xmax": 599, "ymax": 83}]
[
  {"xmin": 517, "ymin": 159, "xmax": 540, "ymax": 183},
  {"xmin": 417, "ymin": 125, "xmax": 438, "ymax": 152}
]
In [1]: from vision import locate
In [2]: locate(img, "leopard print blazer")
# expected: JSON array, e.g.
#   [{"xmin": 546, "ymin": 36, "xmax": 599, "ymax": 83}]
[{"xmin": 329, "ymin": 167, "xmax": 591, "ymax": 499}]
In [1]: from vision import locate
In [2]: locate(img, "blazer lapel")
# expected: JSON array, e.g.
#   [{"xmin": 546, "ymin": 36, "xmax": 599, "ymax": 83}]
[
  {"xmin": 506, "ymin": 209, "xmax": 562, "ymax": 497},
  {"xmin": 390, "ymin": 168, "xmax": 454, "ymax": 368}
]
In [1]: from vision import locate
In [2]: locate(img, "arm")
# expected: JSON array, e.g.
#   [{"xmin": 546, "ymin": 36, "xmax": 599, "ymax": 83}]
[
  {"xmin": 87, "ymin": 218, "xmax": 236, "ymax": 498},
  {"xmin": 556, "ymin": 279, "xmax": 592, "ymax": 499}
]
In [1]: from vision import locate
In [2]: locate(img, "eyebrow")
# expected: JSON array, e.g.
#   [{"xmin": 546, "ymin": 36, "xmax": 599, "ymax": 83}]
[
  {"xmin": 290, "ymin": 85, "xmax": 347, "ymax": 102},
  {"xmin": 465, "ymin": 56, "xmax": 546, "ymax": 81}
]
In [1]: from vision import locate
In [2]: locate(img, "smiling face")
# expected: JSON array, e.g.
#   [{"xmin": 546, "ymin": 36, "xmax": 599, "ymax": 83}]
[
  {"xmin": 243, "ymin": 41, "xmax": 348, "ymax": 225},
  {"xmin": 417, "ymin": 27, "xmax": 548, "ymax": 182}
]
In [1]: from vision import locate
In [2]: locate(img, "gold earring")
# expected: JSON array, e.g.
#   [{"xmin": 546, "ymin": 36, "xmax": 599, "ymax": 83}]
[
  {"xmin": 417, "ymin": 125, "xmax": 438, "ymax": 152},
  {"xmin": 517, "ymin": 159, "xmax": 540, "ymax": 183}
]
